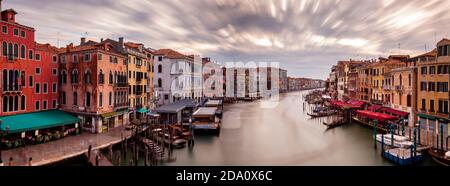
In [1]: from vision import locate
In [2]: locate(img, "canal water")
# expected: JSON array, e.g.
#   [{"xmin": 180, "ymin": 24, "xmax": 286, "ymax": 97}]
[{"xmin": 102, "ymin": 90, "xmax": 438, "ymax": 166}]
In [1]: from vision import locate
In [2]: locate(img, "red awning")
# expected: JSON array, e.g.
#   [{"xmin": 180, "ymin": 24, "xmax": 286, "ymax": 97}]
[
  {"xmin": 330, "ymin": 100, "xmax": 361, "ymax": 109},
  {"xmin": 346, "ymin": 99, "xmax": 365, "ymax": 107},
  {"xmin": 380, "ymin": 107, "xmax": 409, "ymax": 118},
  {"xmin": 367, "ymin": 105, "xmax": 383, "ymax": 111},
  {"xmin": 356, "ymin": 110, "xmax": 398, "ymax": 122}
]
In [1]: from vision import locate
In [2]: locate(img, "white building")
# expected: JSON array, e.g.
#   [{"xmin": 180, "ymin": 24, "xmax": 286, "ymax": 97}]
[{"xmin": 153, "ymin": 49, "xmax": 203, "ymax": 106}]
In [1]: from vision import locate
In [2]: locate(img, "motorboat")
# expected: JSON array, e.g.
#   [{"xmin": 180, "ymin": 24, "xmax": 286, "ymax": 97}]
[{"xmin": 375, "ymin": 134, "xmax": 414, "ymax": 148}]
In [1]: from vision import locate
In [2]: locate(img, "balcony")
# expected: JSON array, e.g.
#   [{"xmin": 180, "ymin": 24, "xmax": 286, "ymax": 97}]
[
  {"xmin": 7, "ymin": 54, "xmax": 18, "ymax": 61},
  {"xmin": 382, "ymin": 85, "xmax": 392, "ymax": 90},
  {"xmin": 114, "ymin": 102, "xmax": 130, "ymax": 110},
  {"xmin": 394, "ymin": 85, "xmax": 404, "ymax": 92},
  {"xmin": 2, "ymin": 85, "xmax": 22, "ymax": 94},
  {"xmin": 114, "ymin": 82, "xmax": 129, "ymax": 88}
]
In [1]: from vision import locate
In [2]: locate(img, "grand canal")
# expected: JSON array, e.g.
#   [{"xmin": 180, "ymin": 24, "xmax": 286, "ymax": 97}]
[
  {"xmin": 73, "ymin": 89, "xmax": 439, "ymax": 166},
  {"xmin": 162, "ymin": 90, "xmax": 437, "ymax": 166}
]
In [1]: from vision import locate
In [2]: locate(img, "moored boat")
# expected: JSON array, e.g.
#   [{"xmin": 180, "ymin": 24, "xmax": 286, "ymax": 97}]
[
  {"xmin": 428, "ymin": 149, "xmax": 450, "ymax": 166},
  {"xmin": 375, "ymin": 134, "xmax": 414, "ymax": 148}
]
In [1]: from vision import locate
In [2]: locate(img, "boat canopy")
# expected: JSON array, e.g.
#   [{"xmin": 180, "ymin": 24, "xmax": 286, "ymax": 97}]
[
  {"xmin": 346, "ymin": 99, "xmax": 365, "ymax": 107},
  {"xmin": 380, "ymin": 107, "xmax": 409, "ymax": 118},
  {"xmin": 356, "ymin": 110, "xmax": 398, "ymax": 122}
]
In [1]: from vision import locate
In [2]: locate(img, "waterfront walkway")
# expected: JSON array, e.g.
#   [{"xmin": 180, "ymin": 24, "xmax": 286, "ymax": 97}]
[{"xmin": 3, "ymin": 127, "xmax": 131, "ymax": 166}]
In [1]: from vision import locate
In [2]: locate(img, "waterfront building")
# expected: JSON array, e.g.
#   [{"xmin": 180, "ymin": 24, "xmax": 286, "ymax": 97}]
[
  {"xmin": 357, "ymin": 63, "xmax": 372, "ymax": 102},
  {"xmin": 59, "ymin": 38, "xmax": 129, "ymax": 133},
  {"xmin": 123, "ymin": 42, "xmax": 150, "ymax": 119},
  {"xmin": 336, "ymin": 60, "xmax": 364, "ymax": 100},
  {"xmin": 416, "ymin": 39, "xmax": 449, "ymax": 148},
  {"xmin": 389, "ymin": 65, "xmax": 417, "ymax": 126},
  {"xmin": 144, "ymin": 48, "xmax": 155, "ymax": 109},
  {"xmin": 153, "ymin": 49, "xmax": 198, "ymax": 105},
  {"xmin": 328, "ymin": 65, "xmax": 338, "ymax": 98},
  {"xmin": 0, "ymin": 3, "xmax": 79, "ymax": 145},
  {"xmin": 279, "ymin": 68, "xmax": 288, "ymax": 93},
  {"xmin": 202, "ymin": 57, "xmax": 224, "ymax": 98},
  {"xmin": 370, "ymin": 57, "xmax": 406, "ymax": 106}
]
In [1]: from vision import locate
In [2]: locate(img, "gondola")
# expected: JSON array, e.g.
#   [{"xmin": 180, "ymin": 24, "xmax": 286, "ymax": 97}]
[{"xmin": 428, "ymin": 149, "xmax": 450, "ymax": 166}]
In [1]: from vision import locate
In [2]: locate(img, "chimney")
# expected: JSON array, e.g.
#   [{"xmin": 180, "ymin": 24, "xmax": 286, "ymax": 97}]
[
  {"xmin": 100, "ymin": 38, "xmax": 104, "ymax": 43},
  {"xmin": 119, "ymin": 37, "xmax": 124, "ymax": 50},
  {"xmin": 80, "ymin": 37, "xmax": 86, "ymax": 45}
]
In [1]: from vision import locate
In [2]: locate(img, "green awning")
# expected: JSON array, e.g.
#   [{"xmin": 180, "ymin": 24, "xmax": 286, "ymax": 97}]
[
  {"xmin": 418, "ymin": 113, "xmax": 436, "ymax": 120},
  {"xmin": 0, "ymin": 110, "xmax": 80, "ymax": 134},
  {"xmin": 137, "ymin": 108, "xmax": 149, "ymax": 114},
  {"xmin": 100, "ymin": 112, "xmax": 119, "ymax": 119}
]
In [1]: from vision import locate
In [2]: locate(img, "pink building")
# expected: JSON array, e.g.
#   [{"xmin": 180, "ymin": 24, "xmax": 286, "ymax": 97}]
[{"xmin": 59, "ymin": 38, "xmax": 129, "ymax": 133}]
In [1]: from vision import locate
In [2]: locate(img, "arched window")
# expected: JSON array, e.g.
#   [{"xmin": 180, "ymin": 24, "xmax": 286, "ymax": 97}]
[
  {"xmin": 21, "ymin": 71, "xmax": 25, "ymax": 87},
  {"xmin": 2, "ymin": 69, "xmax": 7, "ymax": 91},
  {"xmin": 20, "ymin": 45, "xmax": 25, "ymax": 58},
  {"xmin": 61, "ymin": 70, "xmax": 67, "ymax": 84},
  {"xmin": 14, "ymin": 95, "xmax": 18, "ymax": 111},
  {"xmin": 2, "ymin": 96, "xmax": 8, "ymax": 112},
  {"xmin": 408, "ymin": 74, "xmax": 412, "ymax": 86},
  {"xmin": 73, "ymin": 92, "xmax": 78, "ymax": 105},
  {"xmin": 8, "ymin": 70, "xmax": 13, "ymax": 91},
  {"xmin": 109, "ymin": 92, "xmax": 113, "ymax": 106},
  {"xmin": 114, "ymin": 71, "xmax": 118, "ymax": 84},
  {"xmin": 2, "ymin": 42, "xmax": 7, "ymax": 56},
  {"xmin": 14, "ymin": 44, "xmax": 18, "ymax": 58},
  {"xmin": 21, "ymin": 95, "xmax": 26, "ymax": 110},
  {"xmin": 8, "ymin": 43, "xmax": 12, "ymax": 56},
  {"xmin": 407, "ymin": 95, "xmax": 412, "ymax": 107},
  {"xmin": 8, "ymin": 96, "xmax": 13, "ymax": 112},
  {"xmin": 14, "ymin": 70, "xmax": 19, "ymax": 91},
  {"xmin": 99, "ymin": 70, "xmax": 104, "ymax": 84},
  {"xmin": 84, "ymin": 69, "xmax": 91, "ymax": 84},
  {"xmin": 71, "ymin": 69, "xmax": 78, "ymax": 84},
  {"xmin": 399, "ymin": 74, "xmax": 403, "ymax": 86},
  {"xmin": 86, "ymin": 92, "xmax": 91, "ymax": 107},
  {"xmin": 109, "ymin": 71, "xmax": 113, "ymax": 84},
  {"xmin": 158, "ymin": 78, "xmax": 162, "ymax": 88},
  {"xmin": 158, "ymin": 64, "xmax": 162, "ymax": 73}
]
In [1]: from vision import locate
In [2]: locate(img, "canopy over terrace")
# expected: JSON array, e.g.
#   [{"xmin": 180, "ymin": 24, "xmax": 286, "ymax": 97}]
[
  {"xmin": 379, "ymin": 107, "xmax": 409, "ymax": 118},
  {"xmin": 330, "ymin": 100, "xmax": 363, "ymax": 110},
  {"xmin": 356, "ymin": 110, "xmax": 398, "ymax": 122}
]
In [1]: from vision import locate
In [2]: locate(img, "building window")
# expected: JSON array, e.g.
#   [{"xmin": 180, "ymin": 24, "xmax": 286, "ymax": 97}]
[
  {"xmin": 164, "ymin": 94, "xmax": 169, "ymax": 100},
  {"xmin": 43, "ymin": 83, "xmax": 48, "ymax": 94},
  {"xmin": 20, "ymin": 45, "xmax": 25, "ymax": 58},
  {"xmin": 52, "ymin": 68, "xmax": 58, "ymax": 76},
  {"xmin": 73, "ymin": 55, "xmax": 78, "ymax": 63},
  {"xmin": 114, "ymin": 57, "xmax": 118, "ymax": 63},
  {"xmin": 35, "ymin": 101, "xmax": 40, "ymax": 111},
  {"xmin": 2, "ymin": 42, "xmax": 6, "ymax": 56},
  {"xmin": 61, "ymin": 70, "xmax": 67, "ymax": 84},
  {"xmin": 99, "ymin": 70, "xmax": 105, "ymax": 84},
  {"xmin": 61, "ymin": 56, "xmax": 66, "ymax": 63},
  {"xmin": 71, "ymin": 70, "xmax": 78, "ymax": 84},
  {"xmin": 98, "ymin": 53, "xmax": 103, "ymax": 61},
  {"xmin": 421, "ymin": 99, "xmax": 426, "ymax": 111},
  {"xmin": 73, "ymin": 92, "xmax": 78, "ymax": 106},
  {"xmin": 158, "ymin": 65, "xmax": 162, "ymax": 73},
  {"xmin": 84, "ymin": 70, "xmax": 92, "ymax": 84},
  {"xmin": 158, "ymin": 56, "xmax": 162, "ymax": 61},
  {"xmin": 14, "ymin": 95, "xmax": 18, "ymax": 111},
  {"xmin": 429, "ymin": 66, "xmax": 436, "ymax": 74},
  {"xmin": 21, "ymin": 95, "xmax": 26, "ymax": 110},
  {"xmin": 420, "ymin": 82, "xmax": 427, "ymax": 91},
  {"xmin": 28, "ymin": 50, "xmax": 33, "ymax": 60},
  {"xmin": 158, "ymin": 78, "xmax": 162, "ymax": 88},
  {"xmin": 61, "ymin": 91, "xmax": 66, "ymax": 105},
  {"xmin": 109, "ymin": 92, "xmax": 113, "ymax": 106},
  {"xmin": 29, "ymin": 76, "xmax": 33, "ymax": 87},
  {"xmin": 8, "ymin": 96, "xmax": 13, "ymax": 112},
  {"xmin": 20, "ymin": 30, "xmax": 26, "ymax": 38},
  {"xmin": 52, "ymin": 55, "xmax": 57, "ymax": 63},
  {"xmin": 35, "ymin": 83, "xmax": 40, "ymax": 93},
  {"xmin": 1, "ymin": 26, "xmax": 6, "ymax": 34},
  {"xmin": 407, "ymin": 95, "xmax": 411, "ymax": 107},
  {"xmin": 430, "ymin": 100, "xmax": 435, "ymax": 112},
  {"xmin": 99, "ymin": 93, "xmax": 103, "ymax": 107},
  {"xmin": 2, "ymin": 97, "xmax": 7, "ymax": 112},
  {"xmin": 86, "ymin": 92, "xmax": 91, "ymax": 107},
  {"xmin": 43, "ymin": 100, "xmax": 48, "ymax": 110},
  {"xmin": 21, "ymin": 71, "xmax": 25, "ymax": 87},
  {"xmin": 14, "ymin": 44, "xmax": 18, "ymax": 58},
  {"xmin": 109, "ymin": 56, "xmax": 113, "ymax": 63},
  {"xmin": 428, "ymin": 82, "xmax": 435, "ymax": 92},
  {"xmin": 421, "ymin": 67, "xmax": 427, "ymax": 75},
  {"xmin": 84, "ymin": 53, "xmax": 91, "ymax": 62},
  {"xmin": 109, "ymin": 71, "xmax": 113, "ymax": 84},
  {"xmin": 35, "ymin": 53, "xmax": 41, "ymax": 61},
  {"xmin": 52, "ymin": 100, "xmax": 57, "ymax": 109},
  {"xmin": 52, "ymin": 83, "xmax": 57, "ymax": 93},
  {"xmin": 35, "ymin": 68, "xmax": 41, "ymax": 75},
  {"xmin": 13, "ymin": 28, "xmax": 18, "ymax": 36}
]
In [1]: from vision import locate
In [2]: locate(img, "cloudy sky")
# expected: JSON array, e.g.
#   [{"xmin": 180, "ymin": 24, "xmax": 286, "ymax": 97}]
[{"xmin": 4, "ymin": 0, "xmax": 450, "ymax": 79}]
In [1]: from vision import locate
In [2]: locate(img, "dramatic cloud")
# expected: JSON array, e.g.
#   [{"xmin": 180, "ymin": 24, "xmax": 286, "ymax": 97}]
[{"xmin": 4, "ymin": 0, "xmax": 450, "ymax": 79}]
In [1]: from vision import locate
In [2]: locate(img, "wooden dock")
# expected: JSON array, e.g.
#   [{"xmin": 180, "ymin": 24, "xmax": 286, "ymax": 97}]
[{"xmin": 85, "ymin": 150, "xmax": 113, "ymax": 166}]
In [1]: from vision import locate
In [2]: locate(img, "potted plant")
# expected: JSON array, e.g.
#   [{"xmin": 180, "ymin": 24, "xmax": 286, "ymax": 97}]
[
  {"xmin": 36, "ymin": 135, "xmax": 44, "ymax": 144},
  {"xmin": 43, "ymin": 135, "xmax": 50, "ymax": 143}
]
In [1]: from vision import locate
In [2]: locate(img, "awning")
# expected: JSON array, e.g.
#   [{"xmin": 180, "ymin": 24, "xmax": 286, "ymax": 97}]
[
  {"xmin": 100, "ymin": 112, "xmax": 119, "ymax": 119},
  {"xmin": 356, "ymin": 110, "xmax": 398, "ymax": 122},
  {"xmin": 137, "ymin": 108, "xmax": 149, "ymax": 114},
  {"xmin": 346, "ymin": 99, "xmax": 365, "ymax": 107},
  {"xmin": 330, "ymin": 100, "xmax": 362, "ymax": 109},
  {"xmin": 147, "ymin": 111, "xmax": 160, "ymax": 118},
  {"xmin": 0, "ymin": 110, "xmax": 80, "ymax": 134},
  {"xmin": 367, "ymin": 104, "xmax": 383, "ymax": 111},
  {"xmin": 417, "ymin": 113, "xmax": 436, "ymax": 120},
  {"xmin": 380, "ymin": 107, "xmax": 409, "ymax": 118}
]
